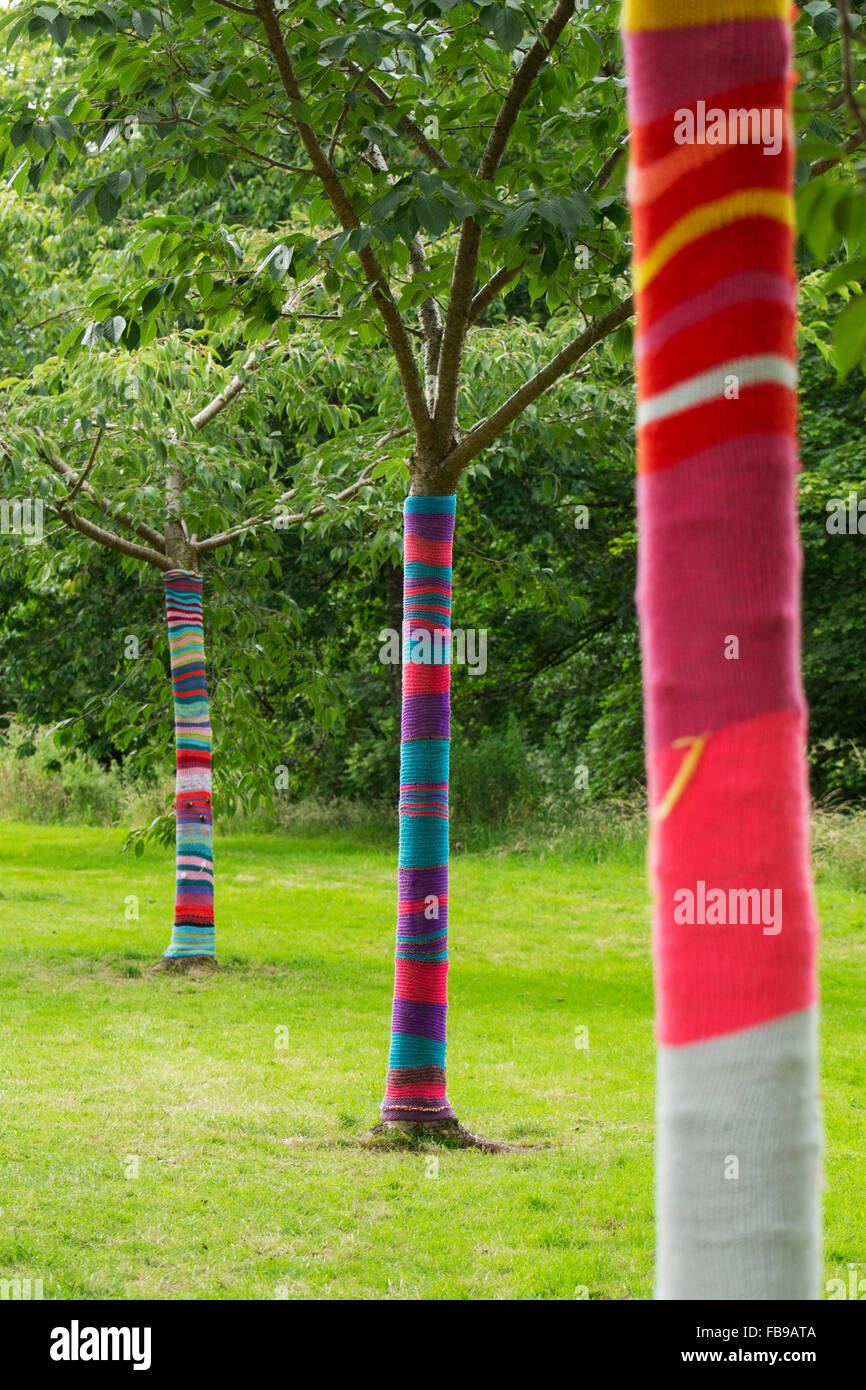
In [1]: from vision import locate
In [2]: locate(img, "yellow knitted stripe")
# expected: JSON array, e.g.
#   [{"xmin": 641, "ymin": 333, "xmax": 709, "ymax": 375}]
[
  {"xmin": 655, "ymin": 734, "xmax": 711, "ymax": 822},
  {"xmin": 634, "ymin": 189, "xmax": 794, "ymax": 291},
  {"xmin": 623, "ymin": 0, "xmax": 789, "ymax": 32}
]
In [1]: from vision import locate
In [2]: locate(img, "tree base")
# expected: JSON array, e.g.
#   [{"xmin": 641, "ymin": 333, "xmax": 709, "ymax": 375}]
[
  {"xmin": 365, "ymin": 1116, "xmax": 514, "ymax": 1153},
  {"xmin": 149, "ymin": 956, "xmax": 220, "ymax": 976}
]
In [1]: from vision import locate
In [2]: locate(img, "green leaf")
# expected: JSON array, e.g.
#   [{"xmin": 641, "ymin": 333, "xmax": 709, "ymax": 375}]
[
  {"xmin": 798, "ymin": 178, "xmax": 845, "ymax": 260},
  {"xmin": 131, "ymin": 9, "xmax": 155, "ymax": 38},
  {"xmin": 220, "ymin": 226, "xmax": 244, "ymax": 263},
  {"xmin": 823, "ymin": 257, "xmax": 866, "ymax": 292},
  {"xmin": 501, "ymin": 201, "xmax": 534, "ymax": 236},
  {"xmin": 415, "ymin": 196, "xmax": 451, "ymax": 237},
  {"xmin": 9, "ymin": 116, "xmax": 35, "ymax": 149},
  {"xmin": 48, "ymin": 114, "xmax": 77, "ymax": 142},
  {"xmin": 101, "ymin": 314, "xmax": 127, "ymax": 345},
  {"xmin": 141, "ymin": 285, "xmax": 164, "ymax": 316},
  {"xmin": 105, "ymin": 168, "xmax": 132, "ymax": 197},
  {"xmin": 258, "ymin": 244, "xmax": 293, "ymax": 281},
  {"xmin": 32, "ymin": 123, "xmax": 55, "ymax": 150},
  {"xmin": 69, "ymin": 184, "xmax": 97, "ymax": 214},
  {"xmin": 834, "ymin": 294, "xmax": 866, "ymax": 377},
  {"xmin": 51, "ymin": 12, "xmax": 71, "ymax": 46},
  {"xmin": 492, "ymin": 5, "xmax": 522, "ymax": 50},
  {"xmin": 95, "ymin": 185, "xmax": 121, "ymax": 222}
]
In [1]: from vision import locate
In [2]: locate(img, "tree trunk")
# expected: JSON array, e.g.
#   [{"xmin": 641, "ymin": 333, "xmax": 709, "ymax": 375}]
[
  {"xmin": 622, "ymin": 0, "xmax": 821, "ymax": 1297},
  {"xmin": 380, "ymin": 495, "xmax": 456, "ymax": 1123},
  {"xmin": 161, "ymin": 570, "xmax": 216, "ymax": 962}
]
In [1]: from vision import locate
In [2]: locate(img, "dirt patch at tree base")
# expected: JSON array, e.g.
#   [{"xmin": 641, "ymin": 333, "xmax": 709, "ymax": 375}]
[
  {"xmin": 149, "ymin": 956, "xmax": 220, "ymax": 976},
  {"xmin": 362, "ymin": 1117, "xmax": 518, "ymax": 1153}
]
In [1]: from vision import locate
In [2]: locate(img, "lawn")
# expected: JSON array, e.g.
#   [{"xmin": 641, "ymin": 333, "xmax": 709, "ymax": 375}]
[{"xmin": 0, "ymin": 819, "xmax": 861, "ymax": 1300}]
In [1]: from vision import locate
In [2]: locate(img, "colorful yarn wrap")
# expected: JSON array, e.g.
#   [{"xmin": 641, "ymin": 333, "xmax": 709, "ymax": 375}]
[
  {"xmin": 622, "ymin": 0, "xmax": 821, "ymax": 1297},
  {"xmin": 162, "ymin": 570, "xmax": 215, "ymax": 959},
  {"xmin": 381, "ymin": 495, "xmax": 456, "ymax": 1122}
]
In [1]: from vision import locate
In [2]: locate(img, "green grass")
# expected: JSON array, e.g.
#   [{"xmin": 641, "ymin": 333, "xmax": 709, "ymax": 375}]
[{"xmin": 0, "ymin": 819, "xmax": 861, "ymax": 1300}]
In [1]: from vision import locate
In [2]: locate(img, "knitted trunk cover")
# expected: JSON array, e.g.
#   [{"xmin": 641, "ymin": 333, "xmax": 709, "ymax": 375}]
[
  {"xmin": 622, "ymin": 0, "xmax": 821, "ymax": 1297},
  {"xmin": 162, "ymin": 570, "xmax": 215, "ymax": 959},
  {"xmin": 381, "ymin": 496, "xmax": 456, "ymax": 1122}
]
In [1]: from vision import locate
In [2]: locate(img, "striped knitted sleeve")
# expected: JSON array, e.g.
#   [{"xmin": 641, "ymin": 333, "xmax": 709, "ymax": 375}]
[
  {"xmin": 162, "ymin": 570, "xmax": 215, "ymax": 960},
  {"xmin": 622, "ymin": 0, "xmax": 822, "ymax": 1298},
  {"xmin": 381, "ymin": 496, "xmax": 456, "ymax": 1123}
]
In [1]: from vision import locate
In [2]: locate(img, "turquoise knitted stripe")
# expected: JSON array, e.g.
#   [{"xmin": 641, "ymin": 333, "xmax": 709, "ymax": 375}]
[
  {"xmin": 388, "ymin": 1032, "xmax": 448, "ymax": 1068},
  {"xmin": 405, "ymin": 496, "xmax": 457, "ymax": 514},
  {"xmin": 398, "ymin": 817, "xmax": 449, "ymax": 869},
  {"xmin": 405, "ymin": 561, "xmax": 452, "ymax": 581},
  {"xmin": 400, "ymin": 739, "xmax": 449, "ymax": 780}
]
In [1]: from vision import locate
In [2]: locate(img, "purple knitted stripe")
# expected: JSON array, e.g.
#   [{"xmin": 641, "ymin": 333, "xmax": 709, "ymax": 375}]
[
  {"xmin": 398, "ymin": 865, "xmax": 448, "ymax": 898},
  {"xmin": 396, "ymin": 941, "xmax": 448, "ymax": 958},
  {"xmin": 381, "ymin": 1102, "xmax": 455, "ymax": 1120},
  {"xmin": 405, "ymin": 512, "xmax": 456, "ymax": 541},
  {"xmin": 401, "ymin": 692, "xmax": 451, "ymax": 741},
  {"xmin": 391, "ymin": 998, "xmax": 448, "ymax": 1041},
  {"xmin": 397, "ymin": 907, "xmax": 449, "ymax": 935}
]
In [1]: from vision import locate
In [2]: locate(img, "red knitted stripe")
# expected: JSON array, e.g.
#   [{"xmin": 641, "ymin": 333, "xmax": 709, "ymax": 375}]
[
  {"xmin": 404, "ymin": 535, "xmax": 454, "ymax": 566},
  {"xmin": 639, "ymin": 381, "xmax": 796, "ymax": 475},
  {"xmin": 394, "ymin": 958, "xmax": 448, "ymax": 1003},
  {"xmin": 629, "ymin": 76, "xmax": 789, "ymax": 165},
  {"xmin": 638, "ymin": 300, "xmax": 794, "ymax": 399},
  {"xmin": 633, "ymin": 144, "xmax": 790, "ymax": 260},
  {"xmin": 637, "ymin": 219, "xmax": 794, "ymax": 329}
]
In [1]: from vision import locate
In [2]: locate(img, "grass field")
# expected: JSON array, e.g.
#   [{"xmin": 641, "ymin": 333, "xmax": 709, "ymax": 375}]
[{"xmin": 0, "ymin": 818, "xmax": 862, "ymax": 1300}]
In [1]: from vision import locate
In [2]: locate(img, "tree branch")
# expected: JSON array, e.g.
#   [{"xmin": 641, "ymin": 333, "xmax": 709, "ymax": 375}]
[
  {"xmin": 350, "ymin": 66, "xmax": 449, "ymax": 170},
  {"xmin": 839, "ymin": 1, "xmax": 866, "ymax": 148},
  {"xmin": 39, "ymin": 440, "xmax": 166, "ymax": 551},
  {"xmin": 196, "ymin": 460, "xmax": 378, "ymax": 554},
  {"xmin": 48, "ymin": 500, "xmax": 171, "ymax": 570},
  {"xmin": 470, "ymin": 263, "xmax": 524, "ymax": 323},
  {"xmin": 433, "ymin": 295, "xmax": 634, "ymax": 488},
  {"xmin": 190, "ymin": 344, "xmax": 268, "ymax": 430},
  {"xmin": 65, "ymin": 427, "xmax": 103, "ymax": 503},
  {"xmin": 254, "ymin": 0, "xmax": 431, "ymax": 445},
  {"xmin": 809, "ymin": 129, "xmax": 862, "ymax": 178},
  {"xmin": 432, "ymin": 0, "xmax": 577, "ymax": 452}
]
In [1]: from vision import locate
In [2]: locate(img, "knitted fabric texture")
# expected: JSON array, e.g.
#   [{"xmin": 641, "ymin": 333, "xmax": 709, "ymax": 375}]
[
  {"xmin": 163, "ymin": 570, "xmax": 215, "ymax": 959},
  {"xmin": 622, "ymin": 0, "xmax": 821, "ymax": 1298},
  {"xmin": 381, "ymin": 496, "xmax": 456, "ymax": 1122}
]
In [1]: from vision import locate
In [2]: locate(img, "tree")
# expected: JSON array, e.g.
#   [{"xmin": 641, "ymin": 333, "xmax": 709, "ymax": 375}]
[
  {"xmin": 1, "ymin": 334, "xmax": 383, "ymax": 969},
  {"xmin": 622, "ymin": 0, "xmax": 821, "ymax": 1298},
  {"xmin": 0, "ymin": 0, "xmax": 634, "ymax": 1127}
]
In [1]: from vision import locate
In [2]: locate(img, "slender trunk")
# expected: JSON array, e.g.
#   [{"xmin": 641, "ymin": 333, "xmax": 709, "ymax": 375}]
[
  {"xmin": 622, "ymin": 0, "xmax": 821, "ymax": 1296},
  {"xmin": 381, "ymin": 495, "xmax": 456, "ymax": 1123},
  {"xmin": 162, "ymin": 570, "xmax": 216, "ymax": 960}
]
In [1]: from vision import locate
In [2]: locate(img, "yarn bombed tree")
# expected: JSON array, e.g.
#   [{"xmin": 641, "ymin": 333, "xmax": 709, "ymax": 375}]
[
  {"xmin": 0, "ymin": 2, "xmax": 637, "ymax": 1034},
  {"xmin": 622, "ymin": 0, "xmax": 822, "ymax": 1297},
  {"xmin": 0, "ymin": 394, "xmax": 376, "ymax": 972}
]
